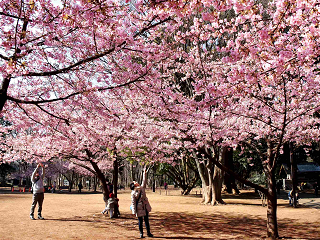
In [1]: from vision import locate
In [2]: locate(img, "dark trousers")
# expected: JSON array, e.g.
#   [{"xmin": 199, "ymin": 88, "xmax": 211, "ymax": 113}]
[
  {"xmin": 30, "ymin": 192, "xmax": 44, "ymax": 216},
  {"xmin": 138, "ymin": 211, "xmax": 151, "ymax": 235}
]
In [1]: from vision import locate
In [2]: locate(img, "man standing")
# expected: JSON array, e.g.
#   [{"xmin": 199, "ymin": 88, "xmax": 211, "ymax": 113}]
[
  {"xmin": 30, "ymin": 163, "xmax": 45, "ymax": 220},
  {"xmin": 78, "ymin": 182, "xmax": 83, "ymax": 193}
]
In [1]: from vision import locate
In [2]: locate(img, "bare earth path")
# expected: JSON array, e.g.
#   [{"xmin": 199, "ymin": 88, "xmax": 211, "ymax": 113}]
[{"xmin": 0, "ymin": 188, "xmax": 319, "ymax": 240}]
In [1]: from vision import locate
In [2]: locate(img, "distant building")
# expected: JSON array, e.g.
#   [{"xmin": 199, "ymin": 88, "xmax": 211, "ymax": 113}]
[{"xmin": 279, "ymin": 163, "xmax": 320, "ymax": 189}]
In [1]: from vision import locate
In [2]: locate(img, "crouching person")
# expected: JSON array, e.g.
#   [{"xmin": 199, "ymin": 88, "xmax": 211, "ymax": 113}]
[{"xmin": 102, "ymin": 193, "xmax": 117, "ymax": 218}]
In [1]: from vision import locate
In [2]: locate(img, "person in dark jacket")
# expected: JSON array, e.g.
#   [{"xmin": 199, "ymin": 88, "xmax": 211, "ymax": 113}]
[
  {"xmin": 107, "ymin": 180, "xmax": 113, "ymax": 193},
  {"xmin": 78, "ymin": 182, "xmax": 83, "ymax": 193}
]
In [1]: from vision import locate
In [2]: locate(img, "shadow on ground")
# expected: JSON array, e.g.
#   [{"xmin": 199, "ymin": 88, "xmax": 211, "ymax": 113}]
[{"xmin": 48, "ymin": 211, "xmax": 319, "ymax": 240}]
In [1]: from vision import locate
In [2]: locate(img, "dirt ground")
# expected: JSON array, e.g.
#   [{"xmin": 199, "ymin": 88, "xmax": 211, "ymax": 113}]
[{"xmin": 0, "ymin": 187, "xmax": 319, "ymax": 240}]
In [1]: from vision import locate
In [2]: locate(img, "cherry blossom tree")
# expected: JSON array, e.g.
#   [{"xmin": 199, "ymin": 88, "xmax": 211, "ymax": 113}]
[
  {"xmin": 1, "ymin": 0, "xmax": 320, "ymax": 239},
  {"xmin": 0, "ymin": 0, "xmax": 171, "ymax": 120},
  {"xmin": 2, "ymin": 85, "xmax": 177, "ymax": 213},
  {"xmin": 123, "ymin": 0, "xmax": 320, "ymax": 238},
  {"xmin": 0, "ymin": 0, "xmax": 173, "ymax": 209}
]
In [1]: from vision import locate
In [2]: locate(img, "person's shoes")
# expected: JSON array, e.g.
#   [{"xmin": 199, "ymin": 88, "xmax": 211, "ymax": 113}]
[
  {"xmin": 147, "ymin": 233, "xmax": 154, "ymax": 237},
  {"xmin": 101, "ymin": 211, "xmax": 104, "ymax": 214},
  {"xmin": 37, "ymin": 215, "xmax": 44, "ymax": 220},
  {"xmin": 30, "ymin": 215, "xmax": 35, "ymax": 220},
  {"xmin": 140, "ymin": 233, "xmax": 144, "ymax": 238}
]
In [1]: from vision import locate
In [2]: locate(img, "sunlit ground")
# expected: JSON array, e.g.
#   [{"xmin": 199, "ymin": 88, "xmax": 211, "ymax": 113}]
[{"xmin": 0, "ymin": 188, "xmax": 319, "ymax": 240}]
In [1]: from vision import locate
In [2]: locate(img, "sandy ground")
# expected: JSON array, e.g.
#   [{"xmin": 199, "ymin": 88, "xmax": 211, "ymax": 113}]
[{"xmin": 0, "ymin": 187, "xmax": 319, "ymax": 240}]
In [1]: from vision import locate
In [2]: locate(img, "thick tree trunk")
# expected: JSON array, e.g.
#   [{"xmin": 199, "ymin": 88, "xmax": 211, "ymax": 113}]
[
  {"xmin": 202, "ymin": 185, "xmax": 212, "ymax": 204},
  {"xmin": 266, "ymin": 171, "xmax": 278, "ymax": 239},
  {"xmin": 211, "ymin": 147, "xmax": 226, "ymax": 205},
  {"xmin": 212, "ymin": 173, "xmax": 223, "ymax": 205},
  {"xmin": 87, "ymin": 155, "xmax": 109, "ymax": 202},
  {"xmin": 113, "ymin": 159, "xmax": 118, "ymax": 197},
  {"xmin": 195, "ymin": 147, "xmax": 225, "ymax": 205},
  {"xmin": 224, "ymin": 147, "xmax": 240, "ymax": 194},
  {"xmin": 263, "ymin": 141, "xmax": 279, "ymax": 239},
  {"xmin": 202, "ymin": 166, "xmax": 213, "ymax": 204},
  {"xmin": 195, "ymin": 157, "xmax": 212, "ymax": 204}
]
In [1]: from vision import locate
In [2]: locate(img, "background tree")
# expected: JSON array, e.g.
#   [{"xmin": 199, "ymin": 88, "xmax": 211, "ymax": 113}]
[
  {"xmin": 158, "ymin": 148, "xmax": 200, "ymax": 195},
  {"xmin": 0, "ymin": 162, "xmax": 15, "ymax": 186}
]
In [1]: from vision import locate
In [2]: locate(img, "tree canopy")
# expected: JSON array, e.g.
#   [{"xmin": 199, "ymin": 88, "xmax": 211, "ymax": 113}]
[{"xmin": 1, "ymin": 0, "xmax": 320, "ymax": 239}]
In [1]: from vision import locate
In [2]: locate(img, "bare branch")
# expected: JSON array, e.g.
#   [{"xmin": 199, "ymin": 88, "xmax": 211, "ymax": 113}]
[
  {"xmin": 35, "ymin": 104, "xmax": 70, "ymax": 125},
  {"xmin": 23, "ymin": 46, "xmax": 118, "ymax": 77},
  {"xmin": 7, "ymin": 70, "xmax": 149, "ymax": 105}
]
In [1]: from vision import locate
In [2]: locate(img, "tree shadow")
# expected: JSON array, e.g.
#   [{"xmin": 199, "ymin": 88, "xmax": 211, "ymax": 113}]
[
  {"xmin": 41, "ymin": 208, "xmax": 319, "ymax": 239},
  {"xmin": 70, "ymin": 211, "xmax": 318, "ymax": 239},
  {"xmin": 149, "ymin": 212, "xmax": 319, "ymax": 239},
  {"xmin": 45, "ymin": 215, "xmax": 102, "ymax": 223},
  {"xmin": 221, "ymin": 191, "xmax": 262, "ymax": 199}
]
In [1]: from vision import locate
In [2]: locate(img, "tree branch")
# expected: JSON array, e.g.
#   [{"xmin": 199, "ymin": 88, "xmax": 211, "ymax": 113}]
[
  {"xmin": 23, "ymin": 46, "xmax": 118, "ymax": 77},
  {"xmin": 35, "ymin": 104, "xmax": 70, "ymax": 125},
  {"xmin": 7, "ymin": 70, "xmax": 149, "ymax": 105}
]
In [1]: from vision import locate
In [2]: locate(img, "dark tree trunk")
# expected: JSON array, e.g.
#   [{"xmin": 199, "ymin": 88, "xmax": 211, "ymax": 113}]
[
  {"xmin": 130, "ymin": 162, "xmax": 135, "ymax": 183},
  {"xmin": 152, "ymin": 165, "xmax": 156, "ymax": 192},
  {"xmin": 0, "ymin": 75, "xmax": 11, "ymax": 112},
  {"xmin": 266, "ymin": 170, "xmax": 278, "ymax": 239},
  {"xmin": 289, "ymin": 142, "xmax": 298, "ymax": 207},
  {"xmin": 93, "ymin": 176, "xmax": 98, "ymax": 192},
  {"xmin": 113, "ymin": 159, "xmax": 118, "ymax": 197},
  {"xmin": 224, "ymin": 147, "xmax": 240, "ymax": 194},
  {"xmin": 264, "ymin": 141, "xmax": 279, "ymax": 239},
  {"xmin": 181, "ymin": 175, "xmax": 199, "ymax": 195},
  {"xmin": 200, "ymin": 143, "xmax": 278, "ymax": 238},
  {"xmin": 211, "ymin": 147, "xmax": 226, "ymax": 205},
  {"xmin": 113, "ymin": 158, "xmax": 119, "ymax": 217},
  {"xmin": 87, "ymin": 155, "xmax": 109, "ymax": 202},
  {"xmin": 68, "ymin": 171, "xmax": 75, "ymax": 192}
]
